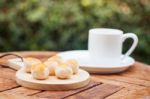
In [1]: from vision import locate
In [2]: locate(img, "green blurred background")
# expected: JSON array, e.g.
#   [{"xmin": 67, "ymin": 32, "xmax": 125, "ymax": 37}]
[{"xmin": 0, "ymin": 0, "xmax": 150, "ymax": 64}]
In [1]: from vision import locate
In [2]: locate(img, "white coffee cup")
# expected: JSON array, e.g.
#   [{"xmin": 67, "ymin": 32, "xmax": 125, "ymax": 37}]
[{"xmin": 88, "ymin": 28, "xmax": 138, "ymax": 66}]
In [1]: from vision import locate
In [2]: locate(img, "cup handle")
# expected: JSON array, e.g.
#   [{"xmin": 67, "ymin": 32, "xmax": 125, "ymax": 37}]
[{"xmin": 122, "ymin": 33, "xmax": 138, "ymax": 59}]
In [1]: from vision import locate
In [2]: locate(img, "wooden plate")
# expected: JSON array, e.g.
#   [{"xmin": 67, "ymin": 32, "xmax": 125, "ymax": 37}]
[{"xmin": 16, "ymin": 68, "xmax": 90, "ymax": 91}]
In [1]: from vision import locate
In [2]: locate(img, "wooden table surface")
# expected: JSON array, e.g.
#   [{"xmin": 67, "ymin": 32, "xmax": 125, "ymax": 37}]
[{"xmin": 0, "ymin": 51, "xmax": 150, "ymax": 99}]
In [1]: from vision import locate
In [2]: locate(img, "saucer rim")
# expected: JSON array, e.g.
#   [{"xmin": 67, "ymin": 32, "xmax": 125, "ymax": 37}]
[{"xmin": 58, "ymin": 50, "xmax": 135, "ymax": 69}]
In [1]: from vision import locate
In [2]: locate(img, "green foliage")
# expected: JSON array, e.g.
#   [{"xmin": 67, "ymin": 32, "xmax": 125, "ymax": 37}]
[{"xmin": 0, "ymin": 0, "xmax": 150, "ymax": 64}]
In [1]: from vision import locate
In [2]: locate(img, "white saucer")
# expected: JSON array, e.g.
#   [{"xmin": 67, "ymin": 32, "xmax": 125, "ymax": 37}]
[{"xmin": 57, "ymin": 50, "xmax": 135, "ymax": 74}]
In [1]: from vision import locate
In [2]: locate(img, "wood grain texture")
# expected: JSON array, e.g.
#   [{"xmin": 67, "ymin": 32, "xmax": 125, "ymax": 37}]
[
  {"xmin": 33, "ymin": 81, "xmax": 101, "ymax": 99},
  {"xmin": 106, "ymin": 87, "xmax": 150, "ymax": 99},
  {"xmin": 0, "ymin": 51, "xmax": 149, "ymax": 99},
  {"xmin": 120, "ymin": 62, "xmax": 150, "ymax": 81},
  {"xmin": 91, "ymin": 76, "xmax": 145, "ymax": 89},
  {"xmin": 5, "ymin": 87, "xmax": 41, "ymax": 96},
  {"xmin": 0, "ymin": 66, "xmax": 19, "ymax": 92},
  {"xmin": 91, "ymin": 76, "xmax": 150, "ymax": 99},
  {"xmin": 93, "ymin": 75, "xmax": 150, "ymax": 87},
  {"xmin": 0, "ymin": 78, "xmax": 19, "ymax": 92},
  {"xmin": 0, "ymin": 92, "xmax": 34, "ymax": 99},
  {"xmin": 65, "ymin": 84, "xmax": 123, "ymax": 99},
  {"xmin": 0, "ymin": 68, "xmax": 16, "ymax": 80}
]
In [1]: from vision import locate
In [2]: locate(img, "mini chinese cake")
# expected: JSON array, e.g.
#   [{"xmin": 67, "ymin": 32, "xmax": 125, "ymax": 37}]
[
  {"xmin": 24, "ymin": 56, "xmax": 79, "ymax": 80},
  {"xmin": 55, "ymin": 63, "xmax": 73, "ymax": 79},
  {"xmin": 31, "ymin": 63, "xmax": 49, "ymax": 80},
  {"xmin": 67, "ymin": 59, "xmax": 79, "ymax": 74},
  {"xmin": 44, "ymin": 60, "xmax": 58, "ymax": 76},
  {"xmin": 24, "ymin": 57, "xmax": 41, "ymax": 73}
]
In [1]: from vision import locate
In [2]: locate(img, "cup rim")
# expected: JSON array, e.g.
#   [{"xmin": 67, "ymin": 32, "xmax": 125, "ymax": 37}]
[{"xmin": 89, "ymin": 28, "xmax": 123, "ymax": 35}]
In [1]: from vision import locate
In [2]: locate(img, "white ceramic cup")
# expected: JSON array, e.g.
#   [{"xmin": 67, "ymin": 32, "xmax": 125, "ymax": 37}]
[{"xmin": 88, "ymin": 28, "xmax": 138, "ymax": 66}]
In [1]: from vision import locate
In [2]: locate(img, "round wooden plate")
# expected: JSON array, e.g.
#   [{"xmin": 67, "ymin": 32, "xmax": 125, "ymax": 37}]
[{"xmin": 16, "ymin": 68, "xmax": 90, "ymax": 91}]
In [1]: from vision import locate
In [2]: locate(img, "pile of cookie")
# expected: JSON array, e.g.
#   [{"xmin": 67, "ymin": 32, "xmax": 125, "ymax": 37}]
[{"xmin": 23, "ymin": 55, "xmax": 79, "ymax": 80}]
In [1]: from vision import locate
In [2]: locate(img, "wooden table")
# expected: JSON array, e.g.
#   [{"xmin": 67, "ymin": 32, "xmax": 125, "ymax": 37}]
[{"xmin": 0, "ymin": 51, "xmax": 150, "ymax": 99}]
